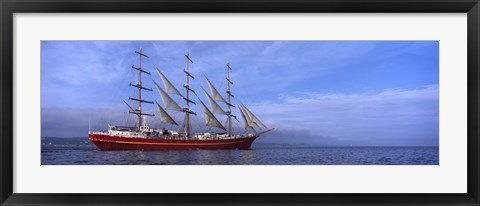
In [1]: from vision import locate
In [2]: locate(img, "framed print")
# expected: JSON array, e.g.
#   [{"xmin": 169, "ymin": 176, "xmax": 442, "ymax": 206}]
[{"xmin": 1, "ymin": 0, "xmax": 479, "ymax": 205}]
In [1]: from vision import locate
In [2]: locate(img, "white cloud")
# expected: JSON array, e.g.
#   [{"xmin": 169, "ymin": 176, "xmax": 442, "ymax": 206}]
[
  {"xmin": 42, "ymin": 41, "xmax": 134, "ymax": 86},
  {"xmin": 41, "ymin": 85, "xmax": 438, "ymax": 146},
  {"xmin": 248, "ymin": 85, "xmax": 439, "ymax": 146}
]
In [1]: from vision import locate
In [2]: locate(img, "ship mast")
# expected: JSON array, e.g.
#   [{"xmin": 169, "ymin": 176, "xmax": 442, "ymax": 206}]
[
  {"xmin": 128, "ymin": 48, "xmax": 154, "ymax": 131},
  {"xmin": 183, "ymin": 53, "xmax": 196, "ymax": 137},
  {"xmin": 226, "ymin": 63, "xmax": 234, "ymax": 137}
]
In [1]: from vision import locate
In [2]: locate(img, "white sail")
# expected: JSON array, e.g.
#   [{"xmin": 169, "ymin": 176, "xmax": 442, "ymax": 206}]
[
  {"xmin": 153, "ymin": 80, "xmax": 183, "ymax": 112},
  {"xmin": 156, "ymin": 67, "xmax": 184, "ymax": 97},
  {"xmin": 239, "ymin": 104, "xmax": 259, "ymax": 128},
  {"xmin": 201, "ymin": 87, "xmax": 226, "ymax": 114},
  {"xmin": 204, "ymin": 75, "xmax": 227, "ymax": 103},
  {"xmin": 241, "ymin": 104, "xmax": 267, "ymax": 128},
  {"xmin": 238, "ymin": 105, "xmax": 256, "ymax": 133},
  {"xmin": 155, "ymin": 101, "xmax": 178, "ymax": 125},
  {"xmin": 199, "ymin": 99, "xmax": 226, "ymax": 130}
]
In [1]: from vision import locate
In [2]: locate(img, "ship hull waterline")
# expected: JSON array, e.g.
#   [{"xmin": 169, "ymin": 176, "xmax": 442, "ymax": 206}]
[{"xmin": 89, "ymin": 134, "xmax": 259, "ymax": 150}]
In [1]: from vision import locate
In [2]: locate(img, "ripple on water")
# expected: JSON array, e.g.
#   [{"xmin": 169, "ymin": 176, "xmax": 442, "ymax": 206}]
[{"xmin": 41, "ymin": 146, "xmax": 439, "ymax": 165}]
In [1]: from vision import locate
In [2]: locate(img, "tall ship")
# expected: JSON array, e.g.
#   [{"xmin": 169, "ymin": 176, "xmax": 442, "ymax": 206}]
[{"xmin": 88, "ymin": 48, "xmax": 273, "ymax": 150}]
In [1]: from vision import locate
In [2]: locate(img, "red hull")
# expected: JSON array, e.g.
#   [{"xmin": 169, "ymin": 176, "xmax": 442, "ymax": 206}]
[{"xmin": 89, "ymin": 134, "xmax": 258, "ymax": 150}]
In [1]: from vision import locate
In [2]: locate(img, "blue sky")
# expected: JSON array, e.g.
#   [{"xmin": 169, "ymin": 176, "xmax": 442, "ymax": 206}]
[{"xmin": 41, "ymin": 41, "xmax": 439, "ymax": 146}]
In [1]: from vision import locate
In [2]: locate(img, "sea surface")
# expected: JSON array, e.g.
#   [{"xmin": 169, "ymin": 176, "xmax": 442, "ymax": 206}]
[{"xmin": 41, "ymin": 138, "xmax": 439, "ymax": 165}]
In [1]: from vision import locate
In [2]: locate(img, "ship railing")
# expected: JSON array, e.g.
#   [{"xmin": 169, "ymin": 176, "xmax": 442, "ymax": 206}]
[{"xmin": 89, "ymin": 131, "xmax": 108, "ymax": 135}]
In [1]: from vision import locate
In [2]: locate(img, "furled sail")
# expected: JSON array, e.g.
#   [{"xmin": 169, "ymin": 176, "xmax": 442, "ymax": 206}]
[
  {"xmin": 155, "ymin": 101, "xmax": 178, "ymax": 125},
  {"xmin": 156, "ymin": 67, "xmax": 184, "ymax": 97},
  {"xmin": 204, "ymin": 75, "xmax": 227, "ymax": 103},
  {"xmin": 199, "ymin": 99, "xmax": 226, "ymax": 130},
  {"xmin": 153, "ymin": 80, "xmax": 183, "ymax": 112},
  {"xmin": 201, "ymin": 87, "xmax": 226, "ymax": 115},
  {"xmin": 238, "ymin": 105, "xmax": 256, "ymax": 133},
  {"xmin": 240, "ymin": 104, "xmax": 267, "ymax": 128}
]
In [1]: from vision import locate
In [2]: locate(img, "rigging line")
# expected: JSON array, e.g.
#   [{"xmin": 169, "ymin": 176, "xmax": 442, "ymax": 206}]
[
  {"xmin": 188, "ymin": 115, "xmax": 199, "ymax": 132},
  {"xmin": 123, "ymin": 112, "xmax": 129, "ymax": 126},
  {"xmin": 193, "ymin": 116, "xmax": 206, "ymax": 133},
  {"xmin": 146, "ymin": 91, "xmax": 157, "ymax": 107},
  {"xmin": 205, "ymin": 126, "xmax": 213, "ymax": 133},
  {"xmin": 193, "ymin": 58, "xmax": 229, "ymax": 78},
  {"xmin": 122, "ymin": 112, "xmax": 127, "ymax": 126},
  {"xmin": 147, "ymin": 47, "xmax": 184, "ymax": 71},
  {"xmin": 165, "ymin": 124, "xmax": 172, "ymax": 131},
  {"xmin": 109, "ymin": 64, "xmax": 135, "ymax": 103},
  {"xmin": 232, "ymin": 120, "xmax": 247, "ymax": 134}
]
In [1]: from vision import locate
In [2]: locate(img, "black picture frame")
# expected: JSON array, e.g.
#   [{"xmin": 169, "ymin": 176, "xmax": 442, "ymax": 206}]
[{"xmin": 1, "ymin": 0, "xmax": 479, "ymax": 205}]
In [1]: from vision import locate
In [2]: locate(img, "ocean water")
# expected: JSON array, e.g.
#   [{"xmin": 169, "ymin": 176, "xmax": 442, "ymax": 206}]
[{"xmin": 41, "ymin": 139, "xmax": 439, "ymax": 165}]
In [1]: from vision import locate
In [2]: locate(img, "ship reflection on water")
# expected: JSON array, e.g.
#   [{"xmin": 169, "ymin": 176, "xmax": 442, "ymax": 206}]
[{"xmin": 44, "ymin": 144, "xmax": 260, "ymax": 165}]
